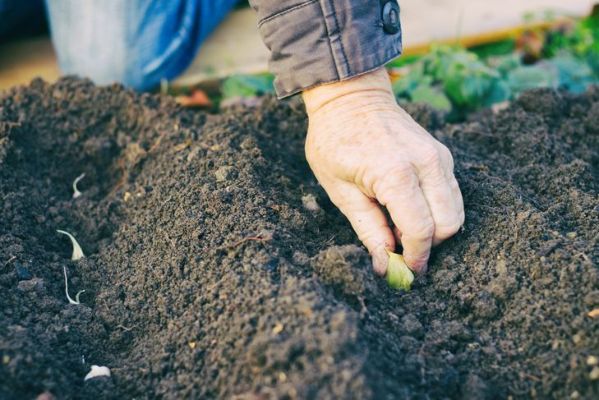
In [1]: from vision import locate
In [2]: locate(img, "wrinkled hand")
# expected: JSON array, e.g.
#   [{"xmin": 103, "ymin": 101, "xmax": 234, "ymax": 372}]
[{"xmin": 302, "ymin": 68, "xmax": 464, "ymax": 276}]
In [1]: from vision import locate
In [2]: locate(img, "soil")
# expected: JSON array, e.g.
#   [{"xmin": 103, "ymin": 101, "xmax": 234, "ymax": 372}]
[{"xmin": 1, "ymin": 78, "xmax": 598, "ymax": 400}]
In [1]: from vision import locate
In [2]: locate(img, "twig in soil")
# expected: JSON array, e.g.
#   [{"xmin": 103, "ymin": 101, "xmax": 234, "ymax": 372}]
[
  {"xmin": 56, "ymin": 230, "xmax": 85, "ymax": 261},
  {"xmin": 325, "ymin": 235, "xmax": 337, "ymax": 246},
  {"xmin": 72, "ymin": 173, "xmax": 86, "ymax": 199},
  {"xmin": 172, "ymin": 139, "xmax": 192, "ymax": 153},
  {"xmin": 220, "ymin": 230, "xmax": 274, "ymax": 250},
  {"xmin": 148, "ymin": 134, "xmax": 168, "ymax": 154},
  {"xmin": 116, "ymin": 324, "xmax": 135, "ymax": 332},
  {"xmin": 523, "ymin": 373, "xmax": 541, "ymax": 382},
  {"xmin": 4, "ymin": 255, "xmax": 16, "ymax": 268},
  {"xmin": 63, "ymin": 266, "xmax": 85, "ymax": 305},
  {"xmin": 110, "ymin": 157, "xmax": 128, "ymax": 195},
  {"xmin": 358, "ymin": 297, "xmax": 368, "ymax": 317}
]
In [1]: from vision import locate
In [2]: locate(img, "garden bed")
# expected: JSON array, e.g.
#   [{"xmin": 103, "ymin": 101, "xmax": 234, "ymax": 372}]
[{"xmin": 1, "ymin": 78, "xmax": 598, "ymax": 399}]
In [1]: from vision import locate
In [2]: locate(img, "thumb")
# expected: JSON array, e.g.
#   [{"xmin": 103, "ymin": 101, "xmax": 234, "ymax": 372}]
[{"xmin": 329, "ymin": 182, "xmax": 395, "ymax": 276}]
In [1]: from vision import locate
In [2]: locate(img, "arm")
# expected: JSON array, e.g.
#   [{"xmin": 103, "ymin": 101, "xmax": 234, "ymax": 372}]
[{"xmin": 250, "ymin": 1, "xmax": 464, "ymax": 275}]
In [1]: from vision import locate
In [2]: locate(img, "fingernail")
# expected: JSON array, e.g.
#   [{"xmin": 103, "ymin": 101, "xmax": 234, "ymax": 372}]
[{"xmin": 372, "ymin": 247, "xmax": 389, "ymax": 277}]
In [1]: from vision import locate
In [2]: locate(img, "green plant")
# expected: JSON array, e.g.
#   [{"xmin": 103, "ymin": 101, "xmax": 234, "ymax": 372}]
[
  {"xmin": 392, "ymin": 14, "xmax": 599, "ymax": 114},
  {"xmin": 386, "ymin": 251, "xmax": 414, "ymax": 291},
  {"xmin": 393, "ymin": 45, "xmax": 507, "ymax": 112},
  {"xmin": 544, "ymin": 12, "xmax": 599, "ymax": 61},
  {"xmin": 221, "ymin": 73, "xmax": 275, "ymax": 99}
]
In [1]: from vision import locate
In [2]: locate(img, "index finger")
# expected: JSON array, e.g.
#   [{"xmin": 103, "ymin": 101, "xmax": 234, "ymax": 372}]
[{"xmin": 374, "ymin": 167, "xmax": 435, "ymax": 273}]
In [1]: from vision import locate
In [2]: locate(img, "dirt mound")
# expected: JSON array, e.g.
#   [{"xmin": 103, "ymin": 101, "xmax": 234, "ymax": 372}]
[{"xmin": 1, "ymin": 78, "xmax": 598, "ymax": 399}]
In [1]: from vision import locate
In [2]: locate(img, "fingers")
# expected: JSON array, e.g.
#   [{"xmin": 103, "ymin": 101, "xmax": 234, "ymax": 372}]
[
  {"xmin": 329, "ymin": 182, "xmax": 395, "ymax": 276},
  {"xmin": 417, "ymin": 151, "xmax": 463, "ymax": 246},
  {"xmin": 450, "ymin": 175, "xmax": 465, "ymax": 229},
  {"xmin": 374, "ymin": 166, "xmax": 435, "ymax": 273}
]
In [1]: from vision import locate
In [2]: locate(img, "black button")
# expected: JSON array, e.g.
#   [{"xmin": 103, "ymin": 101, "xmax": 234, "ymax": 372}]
[{"xmin": 382, "ymin": 0, "xmax": 400, "ymax": 34}]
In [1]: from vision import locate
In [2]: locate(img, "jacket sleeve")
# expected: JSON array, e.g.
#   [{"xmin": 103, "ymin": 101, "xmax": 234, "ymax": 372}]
[{"xmin": 248, "ymin": 0, "xmax": 403, "ymax": 98}]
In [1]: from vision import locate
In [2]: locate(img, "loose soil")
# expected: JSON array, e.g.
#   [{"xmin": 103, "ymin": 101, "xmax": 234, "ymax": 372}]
[{"xmin": 1, "ymin": 78, "xmax": 598, "ymax": 399}]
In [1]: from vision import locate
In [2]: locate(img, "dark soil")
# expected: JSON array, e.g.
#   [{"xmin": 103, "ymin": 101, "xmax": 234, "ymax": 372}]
[{"xmin": 1, "ymin": 78, "xmax": 598, "ymax": 399}]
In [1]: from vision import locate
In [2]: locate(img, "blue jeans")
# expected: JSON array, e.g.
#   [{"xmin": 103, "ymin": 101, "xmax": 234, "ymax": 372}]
[{"xmin": 43, "ymin": 0, "xmax": 238, "ymax": 90}]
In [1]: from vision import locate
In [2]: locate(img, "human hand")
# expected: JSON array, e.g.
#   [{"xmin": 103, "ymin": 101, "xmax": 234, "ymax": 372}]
[{"xmin": 302, "ymin": 68, "xmax": 464, "ymax": 276}]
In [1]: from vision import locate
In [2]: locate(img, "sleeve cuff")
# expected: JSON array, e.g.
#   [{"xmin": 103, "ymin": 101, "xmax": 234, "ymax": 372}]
[{"xmin": 255, "ymin": 0, "xmax": 403, "ymax": 98}]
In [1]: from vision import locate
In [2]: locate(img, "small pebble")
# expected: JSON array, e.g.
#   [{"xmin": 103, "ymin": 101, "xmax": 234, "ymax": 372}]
[
  {"xmin": 587, "ymin": 355, "xmax": 598, "ymax": 366},
  {"xmin": 590, "ymin": 366, "xmax": 599, "ymax": 380},
  {"xmin": 566, "ymin": 232, "xmax": 577, "ymax": 239},
  {"xmin": 215, "ymin": 166, "xmax": 234, "ymax": 182},
  {"xmin": 301, "ymin": 194, "xmax": 321, "ymax": 212},
  {"xmin": 17, "ymin": 278, "xmax": 44, "ymax": 293},
  {"xmin": 272, "ymin": 323, "xmax": 284, "ymax": 334},
  {"xmin": 278, "ymin": 372, "xmax": 287, "ymax": 382}
]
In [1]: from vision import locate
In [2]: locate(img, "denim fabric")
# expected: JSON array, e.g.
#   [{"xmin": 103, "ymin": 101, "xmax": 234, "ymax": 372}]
[{"xmin": 45, "ymin": 0, "xmax": 238, "ymax": 90}]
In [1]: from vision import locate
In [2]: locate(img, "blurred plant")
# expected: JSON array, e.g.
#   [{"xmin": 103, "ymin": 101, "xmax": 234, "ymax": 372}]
[
  {"xmin": 544, "ymin": 7, "xmax": 599, "ymax": 74},
  {"xmin": 391, "ymin": 8, "xmax": 599, "ymax": 115},
  {"xmin": 221, "ymin": 73, "xmax": 275, "ymax": 99},
  {"xmin": 393, "ymin": 45, "xmax": 508, "ymax": 112}
]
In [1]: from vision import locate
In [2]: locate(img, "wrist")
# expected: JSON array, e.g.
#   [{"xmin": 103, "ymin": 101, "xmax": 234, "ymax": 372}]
[{"xmin": 302, "ymin": 68, "xmax": 396, "ymax": 115}]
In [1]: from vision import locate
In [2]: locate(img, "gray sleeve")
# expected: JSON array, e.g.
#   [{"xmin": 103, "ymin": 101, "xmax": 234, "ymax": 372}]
[{"xmin": 248, "ymin": 0, "xmax": 403, "ymax": 98}]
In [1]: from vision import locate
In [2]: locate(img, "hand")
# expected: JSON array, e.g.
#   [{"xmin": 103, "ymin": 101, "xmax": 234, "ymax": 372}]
[{"xmin": 302, "ymin": 68, "xmax": 464, "ymax": 276}]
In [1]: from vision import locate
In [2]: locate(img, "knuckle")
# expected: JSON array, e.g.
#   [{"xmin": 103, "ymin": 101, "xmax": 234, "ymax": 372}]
[
  {"xmin": 357, "ymin": 228, "xmax": 379, "ymax": 248},
  {"xmin": 438, "ymin": 145, "xmax": 455, "ymax": 170},
  {"xmin": 419, "ymin": 144, "xmax": 442, "ymax": 168},
  {"xmin": 435, "ymin": 221, "xmax": 462, "ymax": 240},
  {"xmin": 374, "ymin": 163, "xmax": 416, "ymax": 201},
  {"xmin": 449, "ymin": 177, "xmax": 461, "ymax": 191},
  {"xmin": 409, "ymin": 218, "xmax": 435, "ymax": 240}
]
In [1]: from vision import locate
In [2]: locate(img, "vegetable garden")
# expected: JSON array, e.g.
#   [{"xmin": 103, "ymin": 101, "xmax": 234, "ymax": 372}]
[{"xmin": 1, "ymin": 9, "xmax": 598, "ymax": 400}]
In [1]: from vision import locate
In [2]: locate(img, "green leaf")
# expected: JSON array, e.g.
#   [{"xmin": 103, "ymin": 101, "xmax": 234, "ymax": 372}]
[
  {"xmin": 392, "ymin": 66, "xmax": 427, "ymax": 97},
  {"xmin": 410, "ymin": 83, "xmax": 452, "ymax": 111},
  {"xmin": 221, "ymin": 74, "xmax": 274, "ymax": 99},
  {"xmin": 487, "ymin": 54, "xmax": 522, "ymax": 77},
  {"xmin": 482, "ymin": 80, "xmax": 512, "ymax": 107},
  {"xmin": 550, "ymin": 54, "xmax": 597, "ymax": 94},
  {"xmin": 507, "ymin": 64, "xmax": 559, "ymax": 96},
  {"xmin": 470, "ymin": 39, "xmax": 516, "ymax": 59},
  {"xmin": 421, "ymin": 45, "xmax": 499, "ymax": 108},
  {"xmin": 443, "ymin": 71, "xmax": 496, "ymax": 108},
  {"xmin": 386, "ymin": 251, "xmax": 415, "ymax": 291}
]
